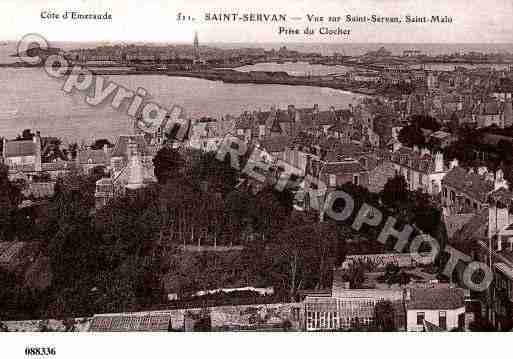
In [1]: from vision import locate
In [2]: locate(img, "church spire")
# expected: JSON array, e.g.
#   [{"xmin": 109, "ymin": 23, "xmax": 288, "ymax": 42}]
[{"xmin": 193, "ymin": 31, "xmax": 199, "ymax": 60}]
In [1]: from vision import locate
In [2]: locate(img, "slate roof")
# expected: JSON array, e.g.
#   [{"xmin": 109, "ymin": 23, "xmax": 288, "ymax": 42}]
[
  {"xmin": 111, "ymin": 135, "xmax": 151, "ymax": 159},
  {"xmin": 442, "ymin": 167, "xmax": 494, "ymax": 202},
  {"xmin": 3, "ymin": 140, "xmax": 37, "ymax": 157},
  {"xmin": 323, "ymin": 161, "xmax": 365, "ymax": 175},
  {"xmin": 451, "ymin": 208, "xmax": 488, "ymax": 242},
  {"xmin": 408, "ymin": 288, "xmax": 465, "ymax": 310},
  {"xmin": 259, "ymin": 136, "xmax": 294, "ymax": 153}
]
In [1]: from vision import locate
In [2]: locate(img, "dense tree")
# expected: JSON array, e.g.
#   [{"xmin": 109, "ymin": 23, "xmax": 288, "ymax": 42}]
[
  {"xmin": 374, "ymin": 300, "xmax": 397, "ymax": 331},
  {"xmin": 397, "ymin": 125, "xmax": 426, "ymax": 148},
  {"xmin": 341, "ymin": 261, "xmax": 367, "ymax": 289},
  {"xmin": 0, "ymin": 164, "xmax": 23, "ymax": 240},
  {"xmin": 270, "ymin": 219, "xmax": 338, "ymax": 299},
  {"xmin": 67, "ymin": 143, "xmax": 79, "ymax": 160},
  {"xmin": 224, "ymin": 189, "xmax": 254, "ymax": 243},
  {"xmin": 379, "ymin": 263, "xmax": 411, "ymax": 286},
  {"xmin": 381, "ymin": 175, "xmax": 408, "ymax": 207},
  {"xmin": 250, "ymin": 185, "xmax": 294, "ymax": 241},
  {"xmin": 410, "ymin": 115, "xmax": 441, "ymax": 132},
  {"xmin": 190, "ymin": 151, "xmax": 238, "ymax": 196},
  {"xmin": 41, "ymin": 137, "xmax": 65, "ymax": 163},
  {"xmin": 153, "ymin": 146, "xmax": 185, "ymax": 184}
]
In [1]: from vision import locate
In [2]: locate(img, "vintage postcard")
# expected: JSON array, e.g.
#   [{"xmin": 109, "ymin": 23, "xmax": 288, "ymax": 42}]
[{"xmin": 0, "ymin": 0, "xmax": 512, "ymax": 357}]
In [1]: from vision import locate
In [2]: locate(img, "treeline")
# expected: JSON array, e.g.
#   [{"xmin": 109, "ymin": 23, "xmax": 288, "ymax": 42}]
[
  {"xmin": 0, "ymin": 144, "xmax": 450, "ymax": 320},
  {"xmin": 0, "ymin": 148, "xmax": 344, "ymax": 319}
]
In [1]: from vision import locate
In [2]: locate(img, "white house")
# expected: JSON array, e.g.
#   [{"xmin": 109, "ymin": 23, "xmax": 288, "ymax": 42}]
[
  {"xmin": 406, "ymin": 288, "xmax": 466, "ymax": 331},
  {"xmin": 389, "ymin": 147, "xmax": 451, "ymax": 195}
]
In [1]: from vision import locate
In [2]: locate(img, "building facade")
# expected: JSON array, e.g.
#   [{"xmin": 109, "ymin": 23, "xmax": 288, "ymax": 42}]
[{"xmin": 406, "ymin": 288, "xmax": 466, "ymax": 332}]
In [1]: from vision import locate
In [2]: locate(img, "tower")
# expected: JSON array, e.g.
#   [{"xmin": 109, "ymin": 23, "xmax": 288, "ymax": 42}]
[
  {"xmin": 125, "ymin": 138, "xmax": 145, "ymax": 190},
  {"xmin": 193, "ymin": 31, "xmax": 199, "ymax": 62}
]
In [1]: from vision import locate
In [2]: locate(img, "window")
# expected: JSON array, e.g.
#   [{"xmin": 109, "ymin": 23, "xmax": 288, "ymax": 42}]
[
  {"xmin": 353, "ymin": 175, "xmax": 359, "ymax": 186},
  {"xmin": 417, "ymin": 312, "xmax": 425, "ymax": 325},
  {"xmin": 439, "ymin": 311, "xmax": 447, "ymax": 330},
  {"xmin": 443, "ymin": 187, "xmax": 447, "ymax": 198}
]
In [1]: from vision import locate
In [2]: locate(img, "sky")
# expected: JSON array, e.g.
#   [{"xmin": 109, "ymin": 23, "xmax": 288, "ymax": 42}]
[{"xmin": 0, "ymin": 0, "xmax": 512, "ymax": 43}]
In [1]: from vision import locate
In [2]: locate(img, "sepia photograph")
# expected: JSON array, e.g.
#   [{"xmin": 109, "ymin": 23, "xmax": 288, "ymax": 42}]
[{"xmin": 0, "ymin": 0, "xmax": 513, "ymax": 357}]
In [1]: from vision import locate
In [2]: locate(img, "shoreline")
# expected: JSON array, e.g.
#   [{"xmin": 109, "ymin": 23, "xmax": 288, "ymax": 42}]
[{"xmin": 0, "ymin": 63, "xmax": 377, "ymax": 96}]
